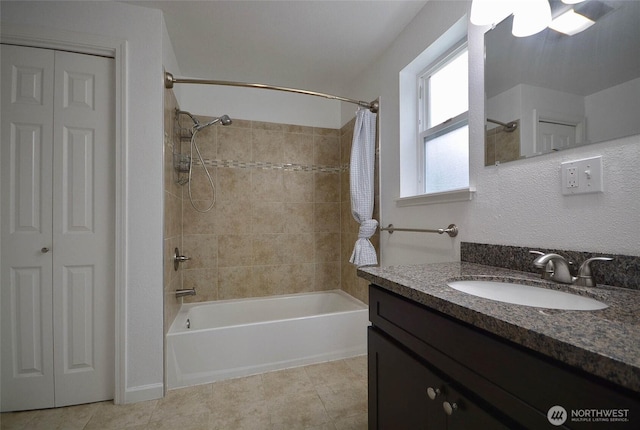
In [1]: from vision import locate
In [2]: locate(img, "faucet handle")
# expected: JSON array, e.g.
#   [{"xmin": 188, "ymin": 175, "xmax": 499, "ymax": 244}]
[{"xmin": 575, "ymin": 257, "xmax": 613, "ymax": 287}]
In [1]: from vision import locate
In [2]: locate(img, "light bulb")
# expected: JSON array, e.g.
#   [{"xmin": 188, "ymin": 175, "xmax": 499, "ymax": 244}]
[
  {"xmin": 549, "ymin": 9, "xmax": 595, "ymax": 35},
  {"xmin": 512, "ymin": 0, "xmax": 552, "ymax": 37}
]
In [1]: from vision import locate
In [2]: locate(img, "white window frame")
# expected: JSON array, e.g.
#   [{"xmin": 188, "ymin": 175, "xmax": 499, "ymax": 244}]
[{"xmin": 416, "ymin": 40, "xmax": 469, "ymax": 195}]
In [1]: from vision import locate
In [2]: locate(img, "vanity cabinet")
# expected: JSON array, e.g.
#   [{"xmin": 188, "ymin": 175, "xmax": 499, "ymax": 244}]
[
  {"xmin": 369, "ymin": 328, "xmax": 511, "ymax": 429},
  {"xmin": 368, "ymin": 285, "xmax": 640, "ymax": 429}
]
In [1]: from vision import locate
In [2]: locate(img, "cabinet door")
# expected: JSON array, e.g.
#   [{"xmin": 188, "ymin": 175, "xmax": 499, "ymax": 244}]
[{"xmin": 369, "ymin": 327, "xmax": 447, "ymax": 429}]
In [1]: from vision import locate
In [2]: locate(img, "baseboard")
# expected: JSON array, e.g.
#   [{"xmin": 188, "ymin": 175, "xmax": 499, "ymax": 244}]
[{"xmin": 122, "ymin": 383, "xmax": 164, "ymax": 404}]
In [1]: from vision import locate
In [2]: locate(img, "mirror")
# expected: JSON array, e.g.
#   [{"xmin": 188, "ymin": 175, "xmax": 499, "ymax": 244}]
[{"xmin": 484, "ymin": 0, "xmax": 640, "ymax": 165}]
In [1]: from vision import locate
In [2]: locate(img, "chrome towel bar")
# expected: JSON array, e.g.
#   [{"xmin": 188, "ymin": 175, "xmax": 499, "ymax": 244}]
[{"xmin": 380, "ymin": 224, "xmax": 458, "ymax": 237}]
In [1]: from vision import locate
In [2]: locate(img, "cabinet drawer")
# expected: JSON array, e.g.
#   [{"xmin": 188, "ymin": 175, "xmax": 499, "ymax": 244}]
[{"xmin": 370, "ymin": 285, "xmax": 640, "ymax": 429}]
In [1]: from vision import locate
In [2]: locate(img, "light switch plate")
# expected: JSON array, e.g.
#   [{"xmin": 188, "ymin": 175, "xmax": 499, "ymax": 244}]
[{"xmin": 561, "ymin": 156, "xmax": 603, "ymax": 195}]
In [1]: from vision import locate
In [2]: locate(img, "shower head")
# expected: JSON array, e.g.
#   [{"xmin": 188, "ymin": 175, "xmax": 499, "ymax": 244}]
[
  {"xmin": 177, "ymin": 109, "xmax": 233, "ymax": 131},
  {"xmin": 219, "ymin": 115, "xmax": 232, "ymax": 126},
  {"xmin": 192, "ymin": 114, "xmax": 233, "ymax": 131}
]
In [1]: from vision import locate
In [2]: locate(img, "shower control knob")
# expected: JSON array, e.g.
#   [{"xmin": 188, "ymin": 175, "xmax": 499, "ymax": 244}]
[
  {"xmin": 41, "ymin": 247, "xmax": 50, "ymax": 253},
  {"xmin": 173, "ymin": 247, "xmax": 191, "ymax": 271}
]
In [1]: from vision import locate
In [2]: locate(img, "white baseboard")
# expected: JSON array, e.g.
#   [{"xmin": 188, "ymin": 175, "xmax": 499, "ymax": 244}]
[{"xmin": 121, "ymin": 383, "xmax": 164, "ymax": 404}]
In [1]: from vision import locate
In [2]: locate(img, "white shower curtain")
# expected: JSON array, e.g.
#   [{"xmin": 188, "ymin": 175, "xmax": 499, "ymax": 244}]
[{"xmin": 349, "ymin": 107, "xmax": 378, "ymax": 267}]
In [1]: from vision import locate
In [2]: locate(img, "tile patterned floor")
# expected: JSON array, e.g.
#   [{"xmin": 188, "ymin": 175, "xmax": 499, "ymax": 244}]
[{"xmin": 0, "ymin": 356, "xmax": 368, "ymax": 430}]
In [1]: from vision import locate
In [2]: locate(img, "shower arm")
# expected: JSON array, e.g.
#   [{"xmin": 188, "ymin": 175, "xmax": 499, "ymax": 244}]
[
  {"xmin": 164, "ymin": 72, "xmax": 379, "ymax": 113},
  {"xmin": 487, "ymin": 118, "xmax": 518, "ymax": 132}
]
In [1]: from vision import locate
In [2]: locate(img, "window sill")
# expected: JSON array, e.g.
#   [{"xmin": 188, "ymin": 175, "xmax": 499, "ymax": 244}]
[{"xmin": 396, "ymin": 188, "xmax": 475, "ymax": 207}]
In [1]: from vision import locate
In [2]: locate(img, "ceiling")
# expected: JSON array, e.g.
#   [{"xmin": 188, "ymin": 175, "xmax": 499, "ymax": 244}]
[{"xmin": 126, "ymin": 0, "xmax": 428, "ymax": 95}]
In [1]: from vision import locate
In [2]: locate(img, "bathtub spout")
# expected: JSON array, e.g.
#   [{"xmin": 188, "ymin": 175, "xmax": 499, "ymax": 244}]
[{"xmin": 176, "ymin": 288, "xmax": 196, "ymax": 298}]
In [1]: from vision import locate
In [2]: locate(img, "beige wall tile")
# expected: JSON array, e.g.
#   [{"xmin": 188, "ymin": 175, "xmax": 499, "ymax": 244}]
[
  {"xmin": 284, "ymin": 133, "xmax": 314, "ymax": 165},
  {"xmin": 253, "ymin": 234, "xmax": 284, "ymax": 265},
  {"xmin": 283, "ymin": 172, "xmax": 314, "ymax": 202},
  {"xmin": 283, "ymin": 203, "xmax": 314, "ymax": 234},
  {"xmin": 182, "ymin": 234, "xmax": 217, "ymax": 269},
  {"xmin": 315, "ymin": 232, "xmax": 341, "ymax": 263},
  {"xmin": 182, "ymin": 268, "xmax": 217, "ymax": 302},
  {"xmin": 315, "ymin": 172, "xmax": 340, "ymax": 203},
  {"xmin": 217, "ymin": 127, "xmax": 252, "ymax": 160},
  {"xmin": 315, "ymin": 262, "xmax": 341, "ymax": 291},
  {"xmin": 217, "ymin": 168, "xmax": 252, "ymax": 202},
  {"xmin": 252, "ymin": 170, "xmax": 284, "ymax": 201},
  {"xmin": 252, "ymin": 201, "xmax": 285, "ymax": 234},
  {"xmin": 314, "ymin": 135, "xmax": 340, "ymax": 166},
  {"xmin": 218, "ymin": 266, "xmax": 254, "ymax": 299},
  {"xmin": 315, "ymin": 203, "xmax": 340, "ymax": 233},
  {"xmin": 218, "ymin": 235, "xmax": 253, "ymax": 267},
  {"xmin": 280, "ymin": 233, "xmax": 315, "ymax": 263},
  {"xmin": 214, "ymin": 200, "xmax": 253, "ymax": 235},
  {"xmin": 253, "ymin": 129, "xmax": 284, "ymax": 163}
]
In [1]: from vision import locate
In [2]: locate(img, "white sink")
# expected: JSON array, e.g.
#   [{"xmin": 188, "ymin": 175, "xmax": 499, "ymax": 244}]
[{"xmin": 447, "ymin": 280, "xmax": 608, "ymax": 311}]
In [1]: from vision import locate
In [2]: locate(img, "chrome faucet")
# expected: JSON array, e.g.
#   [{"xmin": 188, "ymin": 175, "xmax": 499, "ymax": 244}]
[
  {"xmin": 532, "ymin": 253, "xmax": 575, "ymax": 284},
  {"xmin": 531, "ymin": 252, "xmax": 612, "ymax": 286},
  {"xmin": 175, "ymin": 288, "xmax": 196, "ymax": 298}
]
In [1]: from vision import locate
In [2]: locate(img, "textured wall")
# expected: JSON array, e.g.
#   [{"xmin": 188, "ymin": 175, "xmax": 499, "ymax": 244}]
[{"xmin": 343, "ymin": 1, "xmax": 640, "ymax": 269}]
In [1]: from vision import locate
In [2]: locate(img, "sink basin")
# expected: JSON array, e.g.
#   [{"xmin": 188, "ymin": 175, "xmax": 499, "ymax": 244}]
[{"xmin": 447, "ymin": 280, "xmax": 608, "ymax": 311}]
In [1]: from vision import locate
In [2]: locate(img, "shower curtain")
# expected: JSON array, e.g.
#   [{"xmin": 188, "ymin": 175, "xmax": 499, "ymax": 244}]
[{"xmin": 349, "ymin": 107, "xmax": 378, "ymax": 267}]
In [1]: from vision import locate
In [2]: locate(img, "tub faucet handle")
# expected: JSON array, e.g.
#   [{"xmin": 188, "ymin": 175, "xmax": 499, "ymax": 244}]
[{"xmin": 173, "ymin": 247, "xmax": 191, "ymax": 271}]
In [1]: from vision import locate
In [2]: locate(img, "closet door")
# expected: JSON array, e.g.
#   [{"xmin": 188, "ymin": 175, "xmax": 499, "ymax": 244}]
[
  {"xmin": 1, "ymin": 44, "xmax": 56, "ymax": 411},
  {"xmin": 1, "ymin": 44, "xmax": 115, "ymax": 412},
  {"xmin": 51, "ymin": 50, "xmax": 115, "ymax": 408}
]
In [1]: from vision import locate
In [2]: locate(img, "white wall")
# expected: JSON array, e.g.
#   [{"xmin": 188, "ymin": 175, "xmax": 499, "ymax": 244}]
[
  {"xmin": 1, "ymin": 1, "xmax": 166, "ymax": 402},
  {"xmin": 344, "ymin": 0, "xmax": 640, "ymax": 266},
  {"xmin": 585, "ymin": 77, "xmax": 640, "ymax": 143}
]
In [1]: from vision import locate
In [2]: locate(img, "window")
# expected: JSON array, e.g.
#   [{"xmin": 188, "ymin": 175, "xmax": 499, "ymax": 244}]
[{"xmin": 418, "ymin": 43, "xmax": 469, "ymax": 195}]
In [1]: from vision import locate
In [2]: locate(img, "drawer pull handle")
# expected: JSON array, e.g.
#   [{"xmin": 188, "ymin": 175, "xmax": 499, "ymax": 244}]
[
  {"xmin": 426, "ymin": 387, "xmax": 440, "ymax": 400},
  {"xmin": 443, "ymin": 401, "xmax": 458, "ymax": 415}
]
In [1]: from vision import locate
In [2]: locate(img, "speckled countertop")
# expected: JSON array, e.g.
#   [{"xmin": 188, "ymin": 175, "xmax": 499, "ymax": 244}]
[{"xmin": 357, "ymin": 262, "xmax": 640, "ymax": 394}]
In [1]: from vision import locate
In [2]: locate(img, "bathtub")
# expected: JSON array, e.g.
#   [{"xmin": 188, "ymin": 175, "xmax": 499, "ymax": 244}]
[{"xmin": 166, "ymin": 289, "xmax": 369, "ymax": 389}]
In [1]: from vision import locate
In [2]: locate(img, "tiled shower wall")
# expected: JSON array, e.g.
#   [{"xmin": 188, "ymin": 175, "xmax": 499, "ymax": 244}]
[
  {"xmin": 163, "ymin": 89, "xmax": 375, "ymax": 328},
  {"xmin": 180, "ymin": 116, "xmax": 345, "ymax": 302}
]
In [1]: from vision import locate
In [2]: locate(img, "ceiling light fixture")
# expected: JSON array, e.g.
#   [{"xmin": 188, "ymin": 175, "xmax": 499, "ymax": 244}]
[
  {"xmin": 512, "ymin": 0, "xmax": 552, "ymax": 37},
  {"xmin": 549, "ymin": 8, "xmax": 595, "ymax": 35}
]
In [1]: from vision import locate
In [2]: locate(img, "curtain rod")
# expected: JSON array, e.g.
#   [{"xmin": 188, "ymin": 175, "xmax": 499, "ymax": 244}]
[{"xmin": 164, "ymin": 72, "xmax": 379, "ymax": 113}]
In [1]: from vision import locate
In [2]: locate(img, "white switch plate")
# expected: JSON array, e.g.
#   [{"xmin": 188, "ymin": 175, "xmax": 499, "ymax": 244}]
[{"xmin": 561, "ymin": 156, "xmax": 603, "ymax": 195}]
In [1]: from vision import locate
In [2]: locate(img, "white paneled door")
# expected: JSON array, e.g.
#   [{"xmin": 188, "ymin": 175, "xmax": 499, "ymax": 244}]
[{"xmin": 1, "ymin": 45, "xmax": 115, "ymax": 412}]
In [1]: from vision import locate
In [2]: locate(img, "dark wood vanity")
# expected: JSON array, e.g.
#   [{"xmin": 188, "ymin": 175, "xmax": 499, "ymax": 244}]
[{"xmin": 367, "ymin": 283, "xmax": 640, "ymax": 429}]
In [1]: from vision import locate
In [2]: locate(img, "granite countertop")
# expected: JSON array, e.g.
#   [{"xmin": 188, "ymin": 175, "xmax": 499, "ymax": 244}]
[{"xmin": 357, "ymin": 262, "xmax": 640, "ymax": 394}]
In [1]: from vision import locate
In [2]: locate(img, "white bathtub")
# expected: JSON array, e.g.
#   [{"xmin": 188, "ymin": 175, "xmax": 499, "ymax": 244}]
[{"xmin": 166, "ymin": 289, "xmax": 369, "ymax": 389}]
